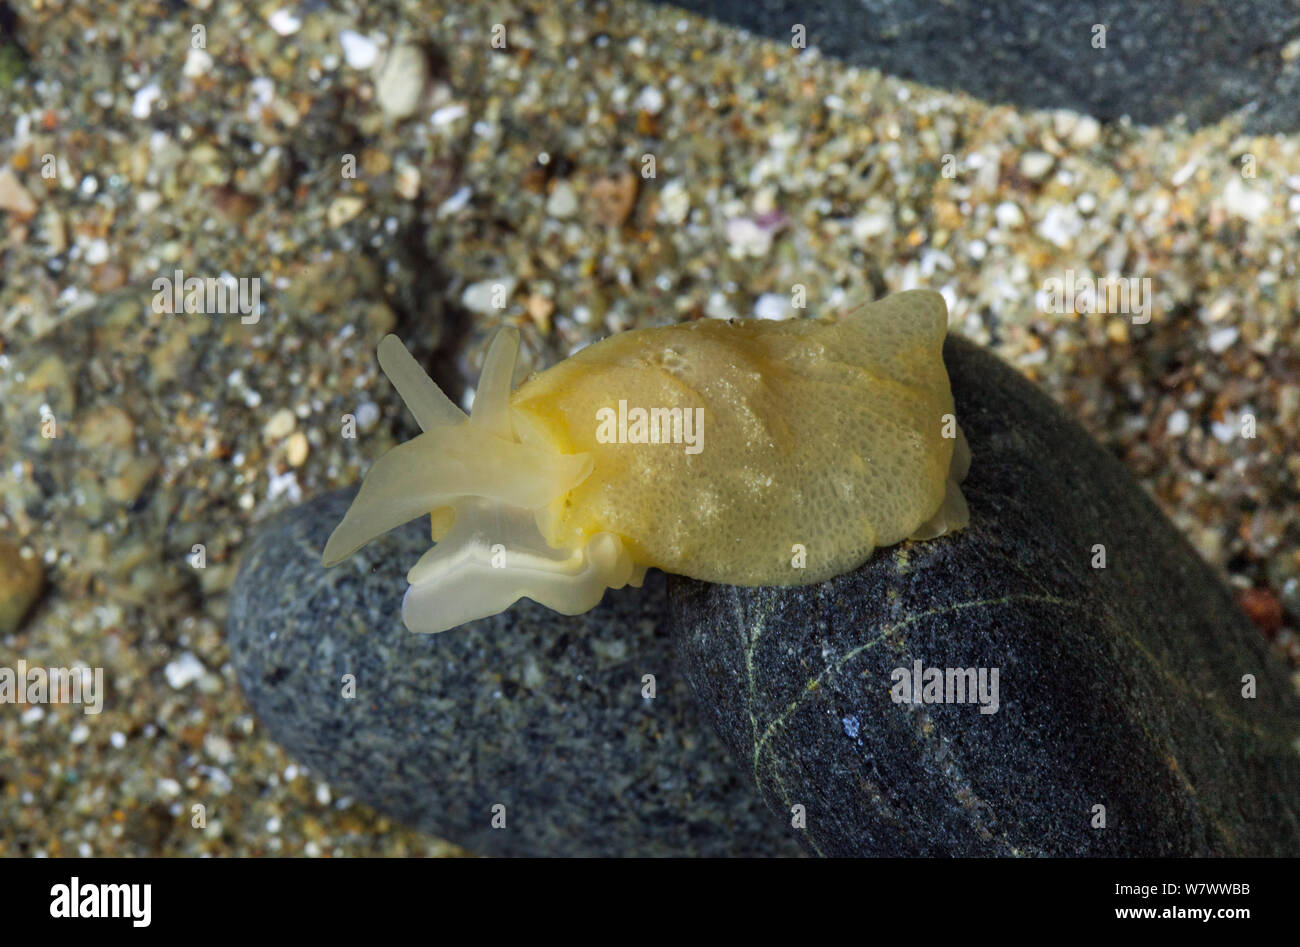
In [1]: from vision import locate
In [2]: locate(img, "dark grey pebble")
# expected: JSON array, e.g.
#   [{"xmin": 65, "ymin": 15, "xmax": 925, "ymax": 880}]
[
  {"xmin": 227, "ymin": 488, "xmax": 804, "ymax": 857},
  {"xmin": 659, "ymin": 0, "xmax": 1300, "ymax": 133},
  {"xmin": 669, "ymin": 335, "xmax": 1300, "ymax": 857}
]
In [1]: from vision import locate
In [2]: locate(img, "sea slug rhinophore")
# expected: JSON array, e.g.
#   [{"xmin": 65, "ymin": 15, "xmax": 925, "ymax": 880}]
[{"xmin": 321, "ymin": 289, "xmax": 970, "ymax": 633}]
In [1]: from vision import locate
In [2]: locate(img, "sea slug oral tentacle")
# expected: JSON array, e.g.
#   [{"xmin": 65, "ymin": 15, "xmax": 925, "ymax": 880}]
[{"xmin": 375, "ymin": 334, "xmax": 467, "ymax": 431}]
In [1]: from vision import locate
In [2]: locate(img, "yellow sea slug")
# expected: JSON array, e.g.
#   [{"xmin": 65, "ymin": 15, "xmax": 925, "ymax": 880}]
[{"xmin": 321, "ymin": 289, "xmax": 970, "ymax": 634}]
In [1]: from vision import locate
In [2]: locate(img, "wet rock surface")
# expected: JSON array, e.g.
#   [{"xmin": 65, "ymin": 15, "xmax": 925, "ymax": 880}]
[
  {"xmin": 228, "ymin": 488, "xmax": 804, "ymax": 857},
  {"xmin": 670, "ymin": 336, "xmax": 1300, "ymax": 857},
  {"xmin": 658, "ymin": 0, "xmax": 1300, "ymax": 132}
]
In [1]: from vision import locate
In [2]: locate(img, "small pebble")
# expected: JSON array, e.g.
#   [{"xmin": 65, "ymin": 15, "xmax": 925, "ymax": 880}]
[
  {"xmin": 1212, "ymin": 417, "xmax": 1238, "ymax": 443},
  {"xmin": 1205, "ymin": 295, "xmax": 1235, "ymax": 322},
  {"xmin": 546, "ymin": 182, "xmax": 578, "ymax": 218},
  {"xmin": 1223, "ymin": 178, "xmax": 1269, "ymax": 222},
  {"xmin": 285, "ymin": 431, "xmax": 309, "ymax": 467},
  {"xmin": 587, "ymin": 172, "xmax": 638, "ymax": 228},
  {"xmin": 182, "ymin": 47, "xmax": 213, "ymax": 78},
  {"xmin": 1037, "ymin": 204, "xmax": 1082, "ymax": 247},
  {"xmin": 656, "ymin": 180, "xmax": 691, "ymax": 225},
  {"xmin": 635, "ymin": 86, "xmax": 665, "ymax": 115},
  {"xmin": 130, "ymin": 83, "xmax": 161, "ymax": 119},
  {"xmin": 83, "ymin": 239, "xmax": 110, "ymax": 265},
  {"xmin": 0, "ymin": 168, "xmax": 38, "ymax": 219},
  {"xmin": 705, "ymin": 291, "xmax": 737, "ymax": 320},
  {"xmin": 395, "ymin": 163, "xmax": 421, "ymax": 200},
  {"xmin": 1166, "ymin": 409, "xmax": 1190, "ymax": 436},
  {"xmin": 339, "ymin": 30, "xmax": 379, "ymax": 70},
  {"xmin": 994, "ymin": 202, "xmax": 1024, "ymax": 228},
  {"xmin": 164, "ymin": 652, "xmax": 207, "ymax": 690},
  {"xmin": 354, "ymin": 401, "xmax": 381, "ymax": 433},
  {"xmin": 157, "ymin": 778, "xmax": 182, "ymax": 799},
  {"xmin": 754, "ymin": 293, "xmax": 792, "ymax": 320},
  {"xmin": 1019, "ymin": 151, "xmax": 1055, "ymax": 180},
  {"xmin": 326, "ymin": 195, "xmax": 364, "ymax": 228},
  {"xmin": 1208, "ymin": 326, "xmax": 1239, "ymax": 354},
  {"xmin": 135, "ymin": 191, "xmax": 161, "ymax": 215},
  {"xmin": 1238, "ymin": 587, "xmax": 1284, "ymax": 636},
  {"xmin": 526, "ymin": 293, "xmax": 554, "ymax": 332},
  {"xmin": 374, "ymin": 44, "xmax": 428, "ymax": 120},
  {"xmin": 1070, "ymin": 115, "xmax": 1101, "ymax": 148},
  {"xmin": 437, "ymin": 186, "xmax": 472, "ymax": 217},
  {"xmin": 726, "ymin": 217, "xmax": 779, "ymax": 257},
  {"xmin": 0, "ymin": 540, "xmax": 45, "ymax": 634},
  {"xmin": 267, "ymin": 8, "xmax": 302, "ymax": 36},
  {"xmin": 430, "ymin": 103, "xmax": 468, "ymax": 127},
  {"xmin": 106, "ymin": 456, "xmax": 158, "ymax": 505},
  {"xmin": 262, "ymin": 408, "xmax": 296, "ymax": 441},
  {"xmin": 852, "ymin": 213, "xmax": 891, "ymax": 240},
  {"xmin": 462, "ymin": 277, "xmax": 517, "ymax": 314}
]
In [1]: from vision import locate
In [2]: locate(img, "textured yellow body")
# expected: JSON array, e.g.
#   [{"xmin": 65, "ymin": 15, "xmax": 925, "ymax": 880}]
[
  {"xmin": 322, "ymin": 289, "xmax": 967, "ymax": 633},
  {"xmin": 510, "ymin": 290, "xmax": 957, "ymax": 585}
]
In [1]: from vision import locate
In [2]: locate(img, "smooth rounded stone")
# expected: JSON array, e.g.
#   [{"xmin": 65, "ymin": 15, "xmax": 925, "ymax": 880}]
[
  {"xmin": 227, "ymin": 488, "xmax": 803, "ymax": 857},
  {"xmin": 658, "ymin": 0, "xmax": 1300, "ymax": 132},
  {"xmin": 669, "ymin": 336, "xmax": 1300, "ymax": 857},
  {"xmin": 374, "ymin": 43, "xmax": 428, "ymax": 120},
  {"xmin": 0, "ymin": 538, "xmax": 45, "ymax": 634}
]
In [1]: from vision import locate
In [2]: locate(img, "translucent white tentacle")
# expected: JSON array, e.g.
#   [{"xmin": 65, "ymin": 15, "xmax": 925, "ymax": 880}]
[
  {"xmin": 469, "ymin": 327, "xmax": 519, "ymax": 438},
  {"xmin": 377, "ymin": 335, "xmax": 467, "ymax": 431}
]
